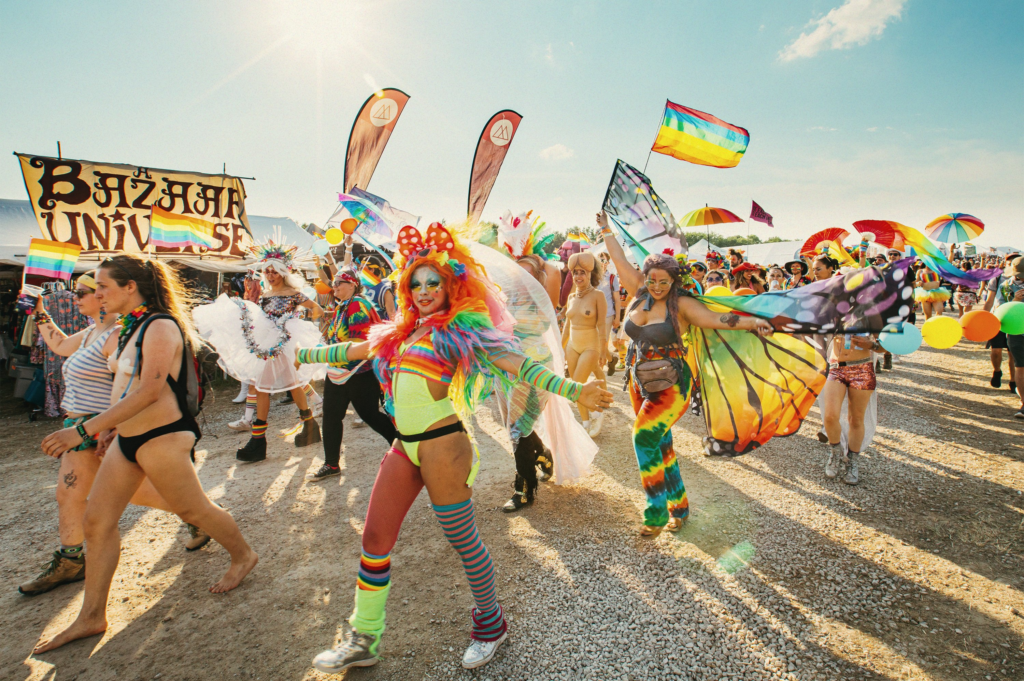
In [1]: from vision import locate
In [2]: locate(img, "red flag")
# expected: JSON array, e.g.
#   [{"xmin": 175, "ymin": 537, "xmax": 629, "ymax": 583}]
[
  {"xmin": 750, "ymin": 200, "xmax": 773, "ymax": 227},
  {"xmin": 467, "ymin": 110, "xmax": 522, "ymax": 224},
  {"xmin": 344, "ymin": 88, "xmax": 410, "ymax": 193}
]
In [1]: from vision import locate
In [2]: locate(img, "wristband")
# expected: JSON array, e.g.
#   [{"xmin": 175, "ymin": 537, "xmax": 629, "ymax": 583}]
[
  {"xmin": 297, "ymin": 342, "xmax": 350, "ymax": 365},
  {"xmin": 33, "ymin": 311, "xmax": 52, "ymax": 325},
  {"xmin": 519, "ymin": 358, "xmax": 584, "ymax": 402},
  {"xmin": 76, "ymin": 423, "xmax": 89, "ymax": 441}
]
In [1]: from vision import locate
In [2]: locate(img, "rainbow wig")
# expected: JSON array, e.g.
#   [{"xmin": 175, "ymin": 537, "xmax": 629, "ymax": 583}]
[{"xmin": 369, "ymin": 223, "xmax": 519, "ymax": 419}]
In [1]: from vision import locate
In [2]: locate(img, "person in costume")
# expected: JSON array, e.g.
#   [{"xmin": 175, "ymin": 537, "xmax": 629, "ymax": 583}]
[
  {"xmin": 296, "ymin": 222, "xmax": 611, "ymax": 672},
  {"xmin": 953, "ymin": 261, "xmax": 978, "ymax": 318},
  {"xmin": 811, "ymin": 254, "xmax": 839, "ymax": 281},
  {"xmin": 562, "ymin": 251, "xmax": 609, "ymax": 436},
  {"xmin": 705, "ymin": 250, "xmax": 726, "ymax": 272},
  {"xmin": 914, "ymin": 264, "xmax": 950, "ymax": 320},
  {"xmin": 597, "ymin": 251, "xmax": 622, "ymax": 374},
  {"xmin": 21, "ymin": 272, "xmax": 206, "ymax": 597},
  {"xmin": 784, "ymin": 259, "xmax": 813, "ymax": 289},
  {"xmin": 306, "ymin": 268, "xmax": 398, "ymax": 481},
  {"xmin": 820, "ymin": 329, "xmax": 880, "ymax": 486},
  {"xmin": 194, "ymin": 238, "xmax": 326, "ymax": 463},
  {"xmin": 492, "ymin": 210, "xmax": 599, "ymax": 511},
  {"xmin": 34, "ymin": 255, "xmax": 257, "ymax": 654},
  {"xmin": 597, "ymin": 212, "xmax": 775, "ymax": 536}
]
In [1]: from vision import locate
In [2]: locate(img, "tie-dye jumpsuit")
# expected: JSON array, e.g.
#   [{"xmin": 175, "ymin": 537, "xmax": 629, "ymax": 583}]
[{"xmin": 623, "ymin": 316, "xmax": 697, "ymax": 527}]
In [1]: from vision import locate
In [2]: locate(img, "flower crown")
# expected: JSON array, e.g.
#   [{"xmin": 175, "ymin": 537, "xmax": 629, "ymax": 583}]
[{"xmin": 396, "ymin": 222, "xmax": 467, "ymax": 280}]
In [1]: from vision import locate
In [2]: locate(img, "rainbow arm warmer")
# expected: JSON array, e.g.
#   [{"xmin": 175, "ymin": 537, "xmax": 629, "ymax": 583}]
[
  {"xmin": 296, "ymin": 342, "xmax": 351, "ymax": 365},
  {"xmin": 519, "ymin": 359, "xmax": 584, "ymax": 402}
]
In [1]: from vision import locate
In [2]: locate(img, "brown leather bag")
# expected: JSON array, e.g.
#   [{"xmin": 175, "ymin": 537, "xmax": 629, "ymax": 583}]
[{"xmin": 634, "ymin": 359, "xmax": 678, "ymax": 393}]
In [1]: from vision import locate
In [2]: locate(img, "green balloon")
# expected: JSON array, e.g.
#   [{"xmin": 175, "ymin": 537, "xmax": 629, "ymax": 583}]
[{"xmin": 995, "ymin": 301, "xmax": 1024, "ymax": 335}]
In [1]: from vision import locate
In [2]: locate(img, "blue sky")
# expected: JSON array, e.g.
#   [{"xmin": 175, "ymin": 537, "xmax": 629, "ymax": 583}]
[{"xmin": 1, "ymin": 0, "xmax": 1021, "ymax": 248}]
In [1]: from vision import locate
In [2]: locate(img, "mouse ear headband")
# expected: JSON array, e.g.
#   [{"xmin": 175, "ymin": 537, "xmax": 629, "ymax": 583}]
[{"xmin": 396, "ymin": 222, "xmax": 467, "ymax": 280}]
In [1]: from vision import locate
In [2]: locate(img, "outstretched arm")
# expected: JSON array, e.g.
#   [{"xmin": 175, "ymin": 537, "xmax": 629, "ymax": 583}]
[
  {"xmin": 295, "ymin": 340, "xmax": 371, "ymax": 367},
  {"xmin": 490, "ymin": 353, "xmax": 612, "ymax": 412},
  {"xmin": 596, "ymin": 211, "xmax": 643, "ymax": 296},
  {"xmin": 33, "ymin": 299, "xmax": 89, "ymax": 357},
  {"xmin": 679, "ymin": 296, "xmax": 773, "ymax": 336}
]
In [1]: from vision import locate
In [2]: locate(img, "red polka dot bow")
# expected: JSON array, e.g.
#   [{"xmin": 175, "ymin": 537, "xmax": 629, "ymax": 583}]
[{"xmin": 397, "ymin": 222, "xmax": 456, "ymax": 259}]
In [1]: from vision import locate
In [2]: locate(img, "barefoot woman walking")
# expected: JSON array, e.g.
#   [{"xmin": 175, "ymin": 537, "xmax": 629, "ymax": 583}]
[{"xmin": 34, "ymin": 255, "xmax": 257, "ymax": 654}]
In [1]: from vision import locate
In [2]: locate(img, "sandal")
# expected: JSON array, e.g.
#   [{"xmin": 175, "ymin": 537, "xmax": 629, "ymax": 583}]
[
  {"xmin": 665, "ymin": 518, "xmax": 684, "ymax": 532},
  {"xmin": 639, "ymin": 525, "xmax": 664, "ymax": 537}
]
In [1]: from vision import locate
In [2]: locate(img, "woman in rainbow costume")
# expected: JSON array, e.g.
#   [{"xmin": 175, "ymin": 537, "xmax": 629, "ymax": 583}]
[
  {"xmin": 914, "ymin": 264, "xmax": 950, "ymax": 320},
  {"xmin": 193, "ymin": 237, "xmax": 326, "ymax": 463},
  {"xmin": 295, "ymin": 222, "xmax": 611, "ymax": 672}
]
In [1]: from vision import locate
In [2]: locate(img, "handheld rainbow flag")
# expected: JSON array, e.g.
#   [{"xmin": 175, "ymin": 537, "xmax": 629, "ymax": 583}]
[
  {"xmin": 149, "ymin": 206, "xmax": 217, "ymax": 249},
  {"xmin": 24, "ymin": 239, "xmax": 82, "ymax": 280},
  {"xmin": 566, "ymin": 229, "xmax": 591, "ymax": 246},
  {"xmin": 652, "ymin": 100, "xmax": 749, "ymax": 168},
  {"xmin": 358, "ymin": 266, "xmax": 382, "ymax": 289}
]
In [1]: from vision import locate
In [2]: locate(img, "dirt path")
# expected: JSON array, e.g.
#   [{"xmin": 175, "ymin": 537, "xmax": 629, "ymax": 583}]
[{"xmin": 2, "ymin": 325, "xmax": 1021, "ymax": 680}]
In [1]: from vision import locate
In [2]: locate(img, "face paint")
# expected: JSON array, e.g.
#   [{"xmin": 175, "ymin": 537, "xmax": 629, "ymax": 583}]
[{"xmin": 409, "ymin": 268, "xmax": 443, "ymax": 293}]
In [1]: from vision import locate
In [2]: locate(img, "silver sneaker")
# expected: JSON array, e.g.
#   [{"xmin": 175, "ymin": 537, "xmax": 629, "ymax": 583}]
[
  {"xmin": 825, "ymin": 446, "xmax": 842, "ymax": 479},
  {"xmin": 312, "ymin": 628, "xmax": 379, "ymax": 673},
  {"xmin": 462, "ymin": 631, "xmax": 507, "ymax": 669},
  {"xmin": 228, "ymin": 417, "xmax": 252, "ymax": 432},
  {"xmin": 844, "ymin": 452, "xmax": 860, "ymax": 486}
]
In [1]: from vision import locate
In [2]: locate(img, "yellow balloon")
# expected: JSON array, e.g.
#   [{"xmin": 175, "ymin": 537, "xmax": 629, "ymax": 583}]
[
  {"xmin": 921, "ymin": 315, "xmax": 962, "ymax": 349},
  {"xmin": 703, "ymin": 285, "xmax": 733, "ymax": 313},
  {"xmin": 325, "ymin": 227, "xmax": 344, "ymax": 245}
]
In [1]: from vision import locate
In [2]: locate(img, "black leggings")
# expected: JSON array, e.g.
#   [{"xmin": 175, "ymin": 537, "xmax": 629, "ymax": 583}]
[{"xmin": 322, "ymin": 370, "xmax": 397, "ymax": 468}]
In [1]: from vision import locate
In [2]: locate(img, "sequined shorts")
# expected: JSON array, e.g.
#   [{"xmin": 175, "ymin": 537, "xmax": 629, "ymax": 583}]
[{"xmin": 827, "ymin": 362, "xmax": 876, "ymax": 391}]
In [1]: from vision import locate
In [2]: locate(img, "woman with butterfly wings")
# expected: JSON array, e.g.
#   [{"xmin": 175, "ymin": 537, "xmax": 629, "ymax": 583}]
[{"xmin": 597, "ymin": 211, "xmax": 916, "ymax": 536}]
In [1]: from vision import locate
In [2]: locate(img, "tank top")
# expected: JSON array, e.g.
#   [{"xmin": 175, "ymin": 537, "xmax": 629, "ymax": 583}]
[
  {"xmin": 62, "ymin": 325, "xmax": 116, "ymax": 415},
  {"xmin": 369, "ymin": 281, "xmax": 393, "ymax": 320}
]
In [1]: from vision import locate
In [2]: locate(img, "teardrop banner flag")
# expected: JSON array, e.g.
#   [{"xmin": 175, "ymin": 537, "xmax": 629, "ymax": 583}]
[
  {"xmin": 467, "ymin": 109, "xmax": 522, "ymax": 225},
  {"xmin": 344, "ymin": 88, "xmax": 410, "ymax": 193}
]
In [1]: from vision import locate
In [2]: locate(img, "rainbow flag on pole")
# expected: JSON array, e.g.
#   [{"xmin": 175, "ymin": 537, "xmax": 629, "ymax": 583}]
[
  {"xmin": 566, "ymin": 229, "xmax": 590, "ymax": 246},
  {"xmin": 24, "ymin": 239, "xmax": 82, "ymax": 280},
  {"xmin": 149, "ymin": 206, "xmax": 218, "ymax": 249},
  {"xmin": 652, "ymin": 100, "xmax": 749, "ymax": 168},
  {"xmin": 358, "ymin": 267, "xmax": 382, "ymax": 289}
]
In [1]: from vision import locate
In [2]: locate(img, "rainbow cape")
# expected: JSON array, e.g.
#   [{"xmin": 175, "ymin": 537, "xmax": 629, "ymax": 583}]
[
  {"xmin": 25, "ymin": 239, "xmax": 82, "ymax": 280},
  {"xmin": 888, "ymin": 223, "xmax": 1001, "ymax": 287},
  {"xmin": 652, "ymin": 100, "xmax": 749, "ymax": 168},
  {"xmin": 149, "ymin": 206, "xmax": 217, "ymax": 249}
]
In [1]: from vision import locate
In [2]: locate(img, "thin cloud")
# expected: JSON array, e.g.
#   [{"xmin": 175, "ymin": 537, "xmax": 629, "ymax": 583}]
[
  {"xmin": 544, "ymin": 44, "xmax": 555, "ymax": 65},
  {"xmin": 867, "ymin": 126, "xmax": 879, "ymax": 132},
  {"xmin": 539, "ymin": 143, "xmax": 574, "ymax": 161},
  {"xmin": 810, "ymin": 126, "xmax": 839, "ymax": 132},
  {"xmin": 779, "ymin": 0, "xmax": 906, "ymax": 62}
]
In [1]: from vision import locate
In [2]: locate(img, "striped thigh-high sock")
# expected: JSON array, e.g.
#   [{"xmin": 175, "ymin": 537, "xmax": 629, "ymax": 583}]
[
  {"xmin": 302, "ymin": 383, "xmax": 320, "ymax": 404},
  {"xmin": 433, "ymin": 499, "xmax": 506, "ymax": 641},
  {"xmin": 244, "ymin": 394, "xmax": 257, "ymax": 421},
  {"xmin": 350, "ymin": 550, "xmax": 391, "ymax": 641}
]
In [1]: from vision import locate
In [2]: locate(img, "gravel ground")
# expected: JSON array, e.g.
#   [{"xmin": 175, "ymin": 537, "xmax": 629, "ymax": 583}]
[{"xmin": 2, "ymin": 316, "xmax": 1022, "ymax": 681}]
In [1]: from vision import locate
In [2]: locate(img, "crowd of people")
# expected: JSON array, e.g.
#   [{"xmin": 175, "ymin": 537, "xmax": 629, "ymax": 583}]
[{"xmin": 18, "ymin": 213, "xmax": 1023, "ymax": 673}]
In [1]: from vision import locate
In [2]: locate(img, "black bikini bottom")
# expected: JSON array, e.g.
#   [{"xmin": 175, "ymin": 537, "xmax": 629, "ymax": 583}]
[
  {"xmin": 396, "ymin": 420, "xmax": 465, "ymax": 443},
  {"xmin": 118, "ymin": 416, "xmax": 202, "ymax": 464}
]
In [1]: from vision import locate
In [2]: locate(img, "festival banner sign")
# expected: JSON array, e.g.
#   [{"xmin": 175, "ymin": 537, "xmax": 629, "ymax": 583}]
[
  {"xmin": 344, "ymin": 88, "xmax": 411, "ymax": 193},
  {"xmin": 602, "ymin": 159, "xmax": 685, "ymax": 262},
  {"xmin": 16, "ymin": 153, "xmax": 254, "ymax": 256},
  {"xmin": 467, "ymin": 109, "xmax": 522, "ymax": 225}
]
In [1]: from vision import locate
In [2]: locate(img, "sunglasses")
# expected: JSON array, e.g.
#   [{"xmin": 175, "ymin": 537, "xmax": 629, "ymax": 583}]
[
  {"xmin": 73, "ymin": 289, "xmax": 93, "ymax": 299},
  {"xmin": 409, "ymin": 280, "xmax": 443, "ymax": 293},
  {"xmin": 645, "ymin": 279, "xmax": 672, "ymax": 289}
]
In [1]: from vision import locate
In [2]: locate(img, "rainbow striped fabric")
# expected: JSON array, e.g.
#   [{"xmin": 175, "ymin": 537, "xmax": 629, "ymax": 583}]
[
  {"xmin": 652, "ymin": 100, "xmax": 749, "ymax": 168},
  {"xmin": 149, "ymin": 206, "xmax": 217, "ymax": 249},
  {"xmin": 392, "ymin": 334, "xmax": 454, "ymax": 385},
  {"xmin": 25, "ymin": 239, "xmax": 82, "ymax": 280},
  {"xmin": 359, "ymin": 267, "xmax": 382, "ymax": 289}
]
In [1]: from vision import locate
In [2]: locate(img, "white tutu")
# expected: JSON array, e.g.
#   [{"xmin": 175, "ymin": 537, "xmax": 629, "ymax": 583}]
[{"xmin": 193, "ymin": 294, "xmax": 326, "ymax": 393}]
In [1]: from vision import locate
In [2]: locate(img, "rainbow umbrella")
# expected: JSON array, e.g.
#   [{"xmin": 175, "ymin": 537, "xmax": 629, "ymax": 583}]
[
  {"xmin": 679, "ymin": 205, "xmax": 744, "ymax": 242},
  {"xmin": 924, "ymin": 213, "xmax": 984, "ymax": 244}
]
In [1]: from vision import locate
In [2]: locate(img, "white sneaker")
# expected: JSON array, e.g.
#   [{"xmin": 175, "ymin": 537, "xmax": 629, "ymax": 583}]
[
  {"xmin": 228, "ymin": 417, "xmax": 252, "ymax": 432},
  {"xmin": 461, "ymin": 631, "xmax": 507, "ymax": 669},
  {"xmin": 353, "ymin": 416, "xmax": 365, "ymax": 428},
  {"xmin": 588, "ymin": 412, "xmax": 604, "ymax": 437},
  {"xmin": 312, "ymin": 628, "xmax": 379, "ymax": 673}
]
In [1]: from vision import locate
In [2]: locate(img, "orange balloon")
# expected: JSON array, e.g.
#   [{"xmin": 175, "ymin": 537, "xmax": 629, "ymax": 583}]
[
  {"xmin": 959, "ymin": 309, "xmax": 1001, "ymax": 342},
  {"xmin": 340, "ymin": 218, "xmax": 359, "ymax": 235},
  {"xmin": 733, "ymin": 287, "xmax": 757, "ymax": 296},
  {"xmin": 314, "ymin": 281, "xmax": 332, "ymax": 295}
]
